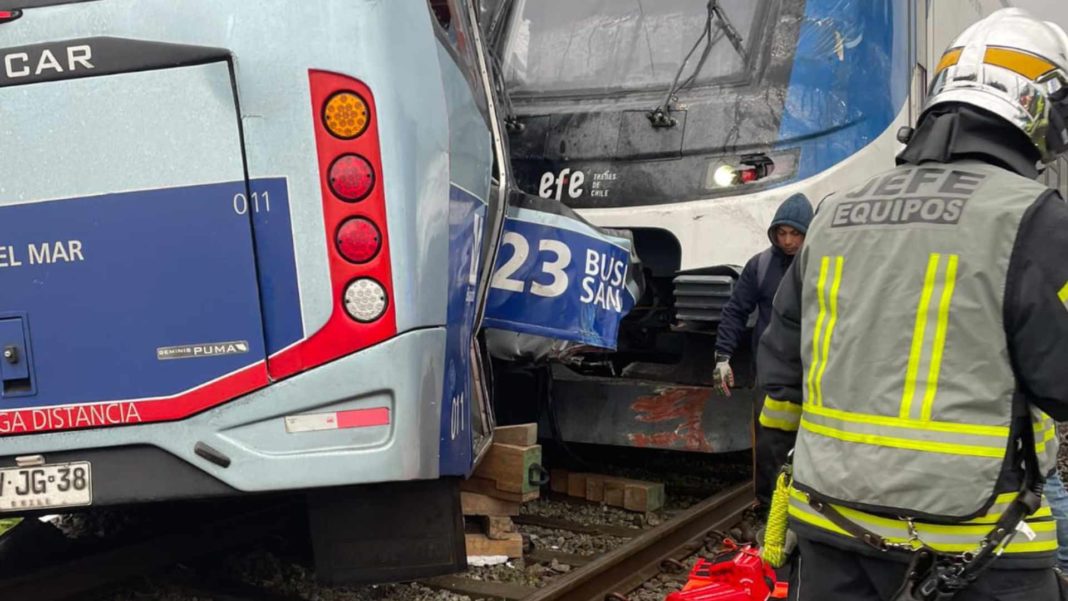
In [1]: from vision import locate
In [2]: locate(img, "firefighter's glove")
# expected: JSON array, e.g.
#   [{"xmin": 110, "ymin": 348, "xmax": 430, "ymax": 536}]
[{"xmin": 713, "ymin": 353, "xmax": 734, "ymax": 397}]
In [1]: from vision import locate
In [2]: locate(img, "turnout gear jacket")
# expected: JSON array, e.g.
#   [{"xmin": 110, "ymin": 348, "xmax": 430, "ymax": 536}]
[{"xmin": 756, "ymin": 159, "xmax": 1068, "ymax": 567}]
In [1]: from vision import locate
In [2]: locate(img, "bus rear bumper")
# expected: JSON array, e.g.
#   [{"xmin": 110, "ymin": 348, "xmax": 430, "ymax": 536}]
[{"xmin": 0, "ymin": 328, "xmax": 448, "ymax": 510}]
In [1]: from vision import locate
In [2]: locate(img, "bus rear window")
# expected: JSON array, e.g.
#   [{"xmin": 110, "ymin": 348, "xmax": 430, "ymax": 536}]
[{"xmin": 500, "ymin": 0, "xmax": 764, "ymax": 97}]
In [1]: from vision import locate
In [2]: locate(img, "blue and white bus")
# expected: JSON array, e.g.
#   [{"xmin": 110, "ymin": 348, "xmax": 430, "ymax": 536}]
[
  {"xmin": 0, "ymin": 0, "xmax": 518, "ymax": 582},
  {"xmin": 487, "ymin": 0, "xmax": 1012, "ymax": 453}
]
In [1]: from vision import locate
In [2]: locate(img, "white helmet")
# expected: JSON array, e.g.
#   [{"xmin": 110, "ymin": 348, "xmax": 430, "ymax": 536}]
[{"xmin": 925, "ymin": 8, "xmax": 1068, "ymax": 163}]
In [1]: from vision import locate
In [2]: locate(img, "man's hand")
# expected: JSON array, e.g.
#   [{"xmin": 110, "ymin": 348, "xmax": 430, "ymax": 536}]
[{"xmin": 713, "ymin": 353, "xmax": 734, "ymax": 397}]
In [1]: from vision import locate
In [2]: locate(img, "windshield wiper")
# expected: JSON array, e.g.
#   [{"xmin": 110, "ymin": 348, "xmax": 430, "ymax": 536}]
[{"xmin": 648, "ymin": 0, "xmax": 748, "ymax": 128}]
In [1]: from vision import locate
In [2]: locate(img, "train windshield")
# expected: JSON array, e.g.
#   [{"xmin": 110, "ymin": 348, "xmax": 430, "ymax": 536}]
[{"xmin": 500, "ymin": 0, "xmax": 763, "ymax": 97}]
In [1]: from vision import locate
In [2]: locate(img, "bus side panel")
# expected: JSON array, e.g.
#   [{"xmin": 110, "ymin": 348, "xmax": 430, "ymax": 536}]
[{"xmin": 435, "ymin": 41, "xmax": 494, "ymax": 477}]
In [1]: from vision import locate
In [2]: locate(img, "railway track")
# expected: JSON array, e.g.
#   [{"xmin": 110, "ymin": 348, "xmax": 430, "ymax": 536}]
[
  {"xmin": 0, "ymin": 481, "xmax": 752, "ymax": 601},
  {"xmin": 422, "ymin": 482, "xmax": 754, "ymax": 601}
]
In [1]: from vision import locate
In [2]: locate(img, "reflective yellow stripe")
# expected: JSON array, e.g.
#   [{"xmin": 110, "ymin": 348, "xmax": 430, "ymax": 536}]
[
  {"xmin": 760, "ymin": 397, "xmax": 802, "ymax": 432},
  {"xmin": 984, "ymin": 47, "xmax": 1058, "ymax": 81},
  {"xmin": 935, "ymin": 46, "xmax": 1058, "ymax": 82},
  {"xmin": 935, "ymin": 47, "xmax": 963, "ymax": 74},
  {"xmin": 760, "ymin": 414, "xmax": 800, "ymax": 432},
  {"xmin": 787, "ymin": 489, "xmax": 1058, "ymax": 554},
  {"xmin": 806, "ymin": 257, "xmax": 831, "ymax": 405},
  {"xmin": 801, "ymin": 417, "xmax": 1004, "ymax": 458},
  {"xmin": 921, "ymin": 255, "xmax": 958, "ymax": 421},
  {"xmin": 901, "ymin": 254, "xmax": 941, "ymax": 418},
  {"xmin": 804, "ymin": 403, "xmax": 1008, "ymax": 438},
  {"xmin": 1058, "ymin": 281, "xmax": 1068, "ymax": 305},
  {"xmin": 1036, "ymin": 419, "xmax": 1058, "ymax": 453},
  {"xmin": 765, "ymin": 397, "xmax": 802, "ymax": 416},
  {"xmin": 789, "ymin": 489, "xmax": 1053, "ymax": 534},
  {"xmin": 814, "ymin": 257, "xmax": 844, "ymax": 407}
]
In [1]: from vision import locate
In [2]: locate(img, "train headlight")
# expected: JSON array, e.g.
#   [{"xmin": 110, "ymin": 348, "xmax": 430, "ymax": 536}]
[
  {"xmin": 713, "ymin": 165, "xmax": 737, "ymax": 187},
  {"xmin": 343, "ymin": 278, "xmax": 388, "ymax": 322}
]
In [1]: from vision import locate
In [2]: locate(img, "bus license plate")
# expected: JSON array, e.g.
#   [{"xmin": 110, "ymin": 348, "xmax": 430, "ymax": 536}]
[{"xmin": 0, "ymin": 462, "xmax": 92, "ymax": 511}]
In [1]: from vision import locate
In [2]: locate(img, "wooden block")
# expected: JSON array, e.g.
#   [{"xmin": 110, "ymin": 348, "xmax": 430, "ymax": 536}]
[
  {"xmin": 585, "ymin": 474, "xmax": 606, "ymax": 503},
  {"xmin": 482, "ymin": 516, "xmax": 516, "ymax": 540},
  {"xmin": 623, "ymin": 481, "xmax": 666, "ymax": 513},
  {"xmin": 604, "ymin": 480, "xmax": 626, "ymax": 507},
  {"xmin": 465, "ymin": 531, "xmax": 523, "ymax": 558},
  {"xmin": 461, "ymin": 491, "xmax": 520, "ymax": 517},
  {"xmin": 493, "ymin": 423, "xmax": 538, "ymax": 446},
  {"xmin": 461, "ymin": 476, "xmax": 540, "ymax": 503},
  {"xmin": 472, "ymin": 443, "xmax": 542, "ymax": 494},
  {"xmin": 566, "ymin": 472, "xmax": 588, "ymax": 498},
  {"xmin": 550, "ymin": 468, "xmax": 570, "ymax": 494}
]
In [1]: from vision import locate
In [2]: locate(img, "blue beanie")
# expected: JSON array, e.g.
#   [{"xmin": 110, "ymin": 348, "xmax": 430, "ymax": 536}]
[{"xmin": 768, "ymin": 193, "xmax": 813, "ymax": 243}]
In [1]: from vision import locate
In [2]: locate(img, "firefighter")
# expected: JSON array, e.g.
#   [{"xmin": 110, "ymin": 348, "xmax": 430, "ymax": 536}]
[{"xmin": 756, "ymin": 9, "xmax": 1068, "ymax": 600}]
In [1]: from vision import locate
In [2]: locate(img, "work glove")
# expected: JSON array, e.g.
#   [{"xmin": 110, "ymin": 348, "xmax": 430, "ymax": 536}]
[{"xmin": 713, "ymin": 353, "xmax": 734, "ymax": 397}]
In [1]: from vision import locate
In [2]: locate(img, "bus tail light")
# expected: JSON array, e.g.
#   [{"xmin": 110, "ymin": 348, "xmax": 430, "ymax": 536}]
[
  {"xmin": 336, "ymin": 218, "xmax": 382, "ymax": 263},
  {"xmin": 344, "ymin": 278, "xmax": 389, "ymax": 322},
  {"xmin": 268, "ymin": 71, "xmax": 396, "ymax": 379},
  {"xmin": 329, "ymin": 154, "xmax": 375, "ymax": 201}
]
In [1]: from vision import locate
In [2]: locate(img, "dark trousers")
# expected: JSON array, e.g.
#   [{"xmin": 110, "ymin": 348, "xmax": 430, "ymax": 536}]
[{"xmin": 791, "ymin": 537, "xmax": 1064, "ymax": 601}]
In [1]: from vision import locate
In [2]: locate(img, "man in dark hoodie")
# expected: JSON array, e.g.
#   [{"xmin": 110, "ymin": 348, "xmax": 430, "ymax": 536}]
[
  {"xmin": 712, "ymin": 193, "xmax": 813, "ymax": 504},
  {"xmin": 712, "ymin": 192, "xmax": 813, "ymax": 398}
]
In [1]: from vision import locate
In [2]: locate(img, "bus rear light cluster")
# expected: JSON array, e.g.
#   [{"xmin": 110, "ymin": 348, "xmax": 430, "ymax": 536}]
[{"xmin": 267, "ymin": 71, "xmax": 396, "ymax": 379}]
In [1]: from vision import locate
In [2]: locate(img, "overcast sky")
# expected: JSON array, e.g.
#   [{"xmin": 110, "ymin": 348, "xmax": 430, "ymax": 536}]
[{"xmin": 1014, "ymin": 0, "xmax": 1068, "ymax": 31}]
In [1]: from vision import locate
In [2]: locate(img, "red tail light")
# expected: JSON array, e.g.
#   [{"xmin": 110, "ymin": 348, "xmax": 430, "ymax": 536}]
[
  {"xmin": 268, "ymin": 71, "xmax": 397, "ymax": 379},
  {"xmin": 336, "ymin": 218, "xmax": 382, "ymax": 264},
  {"xmin": 329, "ymin": 154, "xmax": 376, "ymax": 201}
]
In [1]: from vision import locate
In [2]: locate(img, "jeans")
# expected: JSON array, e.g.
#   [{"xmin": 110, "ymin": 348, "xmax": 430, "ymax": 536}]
[{"xmin": 1045, "ymin": 472, "xmax": 1068, "ymax": 572}]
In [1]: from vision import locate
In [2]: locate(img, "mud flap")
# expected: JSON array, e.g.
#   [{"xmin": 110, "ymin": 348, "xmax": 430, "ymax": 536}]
[{"xmin": 307, "ymin": 478, "xmax": 466, "ymax": 584}]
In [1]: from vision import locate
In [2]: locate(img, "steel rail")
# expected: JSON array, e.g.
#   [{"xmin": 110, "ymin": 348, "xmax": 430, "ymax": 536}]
[{"xmin": 525, "ymin": 482, "xmax": 754, "ymax": 601}]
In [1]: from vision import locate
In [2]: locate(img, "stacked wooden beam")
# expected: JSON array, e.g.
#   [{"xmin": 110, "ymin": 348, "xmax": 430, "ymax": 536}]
[
  {"xmin": 550, "ymin": 469, "xmax": 665, "ymax": 513},
  {"xmin": 460, "ymin": 424, "xmax": 541, "ymax": 559}
]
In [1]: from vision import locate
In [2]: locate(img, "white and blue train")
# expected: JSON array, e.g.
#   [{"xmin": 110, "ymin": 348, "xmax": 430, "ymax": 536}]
[{"xmin": 483, "ymin": 0, "xmax": 1050, "ymax": 453}]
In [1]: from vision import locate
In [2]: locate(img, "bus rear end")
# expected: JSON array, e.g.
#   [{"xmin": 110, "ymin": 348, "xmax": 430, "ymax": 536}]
[{"xmin": 0, "ymin": 0, "xmax": 495, "ymax": 582}]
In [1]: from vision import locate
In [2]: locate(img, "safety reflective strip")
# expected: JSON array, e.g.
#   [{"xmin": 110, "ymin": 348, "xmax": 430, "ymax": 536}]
[
  {"xmin": 814, "ymin": 257, "xmax": 844, "ymax": 407},
  {"xmin": 969, "ymin": 493, "xmax": 1052, "ymax": 524},
  {"xmin": 804, "ymin": 403, "xmax": 1009, "ymax": 438},
  {"xmin": 920, "ymin": 255, "xmax": 959, "ymax": 421},
  {"xmin": 806, "ymin": 257, "xmax": 831, "ymax": 405},
  {"xmin": 901, "ymin": 254, "xmax": 942, "ymax": 419},
  {"xmin": 759, "ymin": 396, "xmax": 802, "ymax": 432},
  {"xmin": 1058, "ymin": 281, "xmax": 1068, "ymax": 309},
  {"xmin": 984, "ymin": 47, "xmax": 1059, "ymax": 81},
  {"xmin": 800, "ymin": 417, "xmax": 1005, "ymax": 458},
  {"xmin": 1036, "ymin": 418, "xmax": 1058, "ymax": 454},
  {"xmin": 936, "ymin": 48, "xmax": 963, "ymax": 74},
  {"xmin": 935, "ymin": 46, "xmax": 1058, "ymax": 81},
  {"xmin": 787, "ymin": 489, "xmax": 1058, "ymax": 554}
]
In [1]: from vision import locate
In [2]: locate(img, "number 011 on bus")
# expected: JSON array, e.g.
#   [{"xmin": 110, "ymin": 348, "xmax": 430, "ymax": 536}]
[{"xmin": 0, "ymin": 461, "xmax": 92, "ymax": 511}]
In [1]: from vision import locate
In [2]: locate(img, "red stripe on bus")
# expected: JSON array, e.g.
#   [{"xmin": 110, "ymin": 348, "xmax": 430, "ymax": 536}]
[
  {"xmin": 0, "ymin": 362, "xmax": 269, "ymax": 436},
  {"xmin": 336, "ymin": 407, "xmax": 390, "ymax": 429}
]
